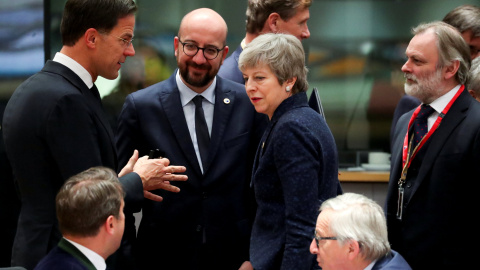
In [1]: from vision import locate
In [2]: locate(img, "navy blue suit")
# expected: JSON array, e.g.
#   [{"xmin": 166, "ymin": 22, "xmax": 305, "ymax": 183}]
[
  {"xmin": 386, "ymin": 88, "xmax": 480, "ymax": 269},
  {"xmin": 34, "ymin": 238, "xmax": 95, "ymax": 270},
  {"xmin": 217, "ymin": 45, "xmax": 244, "ymax": 84},
  {"xmin": 115, "ymin": 73, "xmax": 264, "ymax": 270},
  {"xmin": 250, "ymin": 93, "xmax": 341, "ymax": 270},
  {"xmin": 371, "ymin": 250, "xmax": 411, "ymax": 270},
  {"xmin": 2, "ymin": 60, "xmax": 144, "ymax": 270}
]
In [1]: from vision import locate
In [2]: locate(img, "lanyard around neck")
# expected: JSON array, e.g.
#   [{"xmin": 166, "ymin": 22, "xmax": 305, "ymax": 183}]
[{"xmin": 399, "ymin": 85, "xmax": 464, "ymax": 184}]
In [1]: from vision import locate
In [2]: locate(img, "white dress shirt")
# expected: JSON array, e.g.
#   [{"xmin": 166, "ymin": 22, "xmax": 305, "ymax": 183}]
[
  {"xmin": 426, "ymin": 84, "xmax": 461, "ymax": 131},
  {"xmin": 175, "ymin": 70, "xmax": 215, "ymax": 173},
  {"xmin": 64, "ymin": 238, "xmax": 106, "ymax": 270},
  {"xmin": 53, "ymin": 52, "xmax": 94, "ymax": 89}
]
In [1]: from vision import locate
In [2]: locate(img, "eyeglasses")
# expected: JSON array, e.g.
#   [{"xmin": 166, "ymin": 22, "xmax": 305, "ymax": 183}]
[
  {"xmin": 100, "ymin": 31, "xmax": 134, "ymax": 48},
  {"xmin": 314, "ymin": 234, "xmax": 337, "ymax": 248},
  {"xmin": 178, "ymin": 38, "xmax": 225, "ymax": 60},
  {"xmin": 112, "ymin": 34, "xmax": 134, "ymax": 48}
]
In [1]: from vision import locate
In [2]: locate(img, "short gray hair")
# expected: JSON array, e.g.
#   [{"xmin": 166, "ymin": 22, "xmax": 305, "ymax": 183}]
[
  {"xmin": 238, "ymin": 33, "xmax": 308, "ymax": 94},
  {"xmin": 468, "ymin": 57, "xmax": 480, "ymax": 96},
  {"xmin": 320, "ymin": 193, "xmax": 390, "ymax": 262},
  {"xmin": 412, "ymin": 21, "xmax": 471, "ymax": 85},
  {"xmin": 56, "ymin": 166, "xmax": 124, "ymax": 237}
]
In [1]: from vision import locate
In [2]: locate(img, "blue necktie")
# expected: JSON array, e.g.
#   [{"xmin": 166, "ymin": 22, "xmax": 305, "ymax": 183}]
[
  {"xmin": 413, "ymin": 104, "xmax": 435, "ymax": 147},
  {"xmin": 193, "ymin": 95, "xmax": 210, "ymax": 170}
]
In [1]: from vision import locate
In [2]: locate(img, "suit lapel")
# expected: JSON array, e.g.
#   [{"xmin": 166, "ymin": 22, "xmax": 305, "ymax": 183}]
[
  {"xmin": 43, "ymin": 61, "xmax": 118, "ymax": 169},
  {"xmin": 408, "ymin": 90, "xmax": 469, "ymax": 200},
  {"xmin": 160, "ymin": 80, "xmax": 203, "ymax": 176},
  {"xmin": 203, "ymin": 79, "xmax": 236, "ymax": 174}
]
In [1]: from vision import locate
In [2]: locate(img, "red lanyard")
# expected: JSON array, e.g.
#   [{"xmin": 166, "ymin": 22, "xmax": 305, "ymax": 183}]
[
  {"xmin": 401, "ymin": 85, "xmax": 464, "ymax": 173},
  {"xmin": 396, "ymin": 85, "xmax": 464, "ymax": 220}
]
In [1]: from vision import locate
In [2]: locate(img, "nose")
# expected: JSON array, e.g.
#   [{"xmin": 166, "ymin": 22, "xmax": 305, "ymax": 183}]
[
  {"xmin": 401, "ymin": 59, "xmax": 411, "ymax": 73},
  {"xmin": 309, "ymin": 239, "xmax": 318, "ymax": 254},
  {"xmin": 192, "ymin": 49, "xmax": 207, "ymax": 64},
  {"xmin": 125, "ymin": 44, "xmax": 135, "ymax": 57},
  {"xmin": 302, "ymin": 26, "xmax": 311, "ymax": 39},
  {"xmin": 244, "ymin": 78, "xmax": 255, "ymax": 93}
]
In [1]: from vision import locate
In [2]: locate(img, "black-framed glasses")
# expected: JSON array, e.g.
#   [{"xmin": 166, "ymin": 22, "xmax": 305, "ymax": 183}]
[
  {"xmin": 178, "ymin": 38, "xmax": 225, "ymax": 60},
  {"xmin": 314, "ymin": 234, "xmax": 337, "ymax": 248}
]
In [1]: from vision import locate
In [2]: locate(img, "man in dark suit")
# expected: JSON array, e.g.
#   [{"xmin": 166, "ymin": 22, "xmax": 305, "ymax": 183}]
[
  {"xmin": 35, "ymin": 167, "xmax": 126, "ymax": 270},
  {"xmin": 386, "ymin": 21, "xmax": 478, "ymax": 269},
  {"xmin": 218, "ymin": 0, "xmax": 312, "ymax": 84},
  {"xmin": 115, "ymin": 8, "xmax": 264, "ymax": 270},
  {"xmin": 2, "ymin": 1, "xmax": 187, "ymax": 269}
]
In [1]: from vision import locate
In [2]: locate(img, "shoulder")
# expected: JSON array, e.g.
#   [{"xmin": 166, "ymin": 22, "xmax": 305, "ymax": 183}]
[
  {"xmin": 128, "ymin": 73, "xmax": 176, "ymax": 101},
  {"xmin": 34, "ymin": 247, "xmax": 87, "ymax": 270}
]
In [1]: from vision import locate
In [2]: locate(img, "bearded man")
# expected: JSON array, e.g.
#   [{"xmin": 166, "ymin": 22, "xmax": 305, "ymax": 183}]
[
  {"xmin": 114, "ymin": 8, "xmax": 265, "ymax": 270},
  {"xmin": 385, "ymin": 21, "xmax": 479, "ymax": 270}
]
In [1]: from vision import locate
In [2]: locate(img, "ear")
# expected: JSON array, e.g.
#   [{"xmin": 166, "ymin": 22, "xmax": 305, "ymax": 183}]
[
  {"xmin": 286, "ymin": 77, "xmax": 297, "ymax": 88},
  {"xmin": 174, "ymin": 36, "xmax": 180, "ymax": 58},
  {"xmin": 468, "ymin": 89, "xmax": 477, "ymax": 99},
  {"xmin": 85, "ymin": 28, "xmax": 99, "ymax": 49},
  {"xmin": 346, "ymin": 240, "xmax": 361, "ymax": 261},
  {"xmin": 105, "ymin": 215, "xmax": 115, "ymax": 235},
  {"xmin": 267, "ymin": 13, "xmax": 281, "ymax": 33},
  {"xmin": 443, "ymin": 60, "xmax": 460, "ymax": 81},
  {"xmin": 220, "ymin": 46, "xmax": 229, "ymax": 64}
]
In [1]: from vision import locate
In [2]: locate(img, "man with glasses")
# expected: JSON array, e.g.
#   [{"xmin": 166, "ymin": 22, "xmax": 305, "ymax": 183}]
[
  {"xmin": 2, "ymin": 0, "xmax": 187, "ymax": 269},
  {"xmin": 115, "ymin": 8, "xmax": 264, "ymax": 270},
  {"xmin": 310, "ymin": 193, "xmax": 411, "ymax": 270}
]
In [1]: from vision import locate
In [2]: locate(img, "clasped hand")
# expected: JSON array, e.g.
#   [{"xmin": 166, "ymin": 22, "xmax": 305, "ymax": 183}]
[{"xmin": 119, "ymin": 150, "xmax": 188, "ymax": 201}]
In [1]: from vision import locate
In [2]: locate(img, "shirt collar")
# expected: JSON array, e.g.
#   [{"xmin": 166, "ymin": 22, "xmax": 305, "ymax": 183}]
[
  {"xmin": 428, "ymin": 84, "xmax": 461, "ymax": 114},
  {"xmin": 175, "ymin": 69, "xmax": 216, "ymax": 107},
  {"xmin": 53, "ymin": 52, "xmax": 94, "ymax": 89},
  {"xmin": 64, "ymin": 238, "xmax": 106, "ymax": 270},
  {"xmin": 364, "ymin": 259, "xmax": 377, "ymax": 270}
]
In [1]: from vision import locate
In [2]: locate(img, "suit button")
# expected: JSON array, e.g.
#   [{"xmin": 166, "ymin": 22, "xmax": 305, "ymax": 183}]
[
  {"xmin": 406, "ymin": 183, "xmax": 412, "ymax": 188},
  {"xmin": 202, "ymin": 192, "xmax": 208, "ymax": 199},
  {"xmin": 196, "ymin": 225, "xmax": 202, "ymax": 232}
]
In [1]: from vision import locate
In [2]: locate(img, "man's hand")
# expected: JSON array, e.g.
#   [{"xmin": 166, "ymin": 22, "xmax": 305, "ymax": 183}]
[{"xmin": 119, "ymin": 150, "xmax": 188, "ymax": 201}]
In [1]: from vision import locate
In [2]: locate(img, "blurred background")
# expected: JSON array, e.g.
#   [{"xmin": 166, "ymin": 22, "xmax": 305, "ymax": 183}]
[{"xmin": 1, "ymin": 0, "xmax": 477, "ymax": 266}]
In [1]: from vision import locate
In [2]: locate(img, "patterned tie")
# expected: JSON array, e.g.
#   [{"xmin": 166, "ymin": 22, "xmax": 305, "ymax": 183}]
[
  {"xmin": 413, "ymin": 104, "xmax": 435, "ymax": 147},
  {"xmin": 193, "ymin": 95, "xmax": 210, "ymax": 170}
]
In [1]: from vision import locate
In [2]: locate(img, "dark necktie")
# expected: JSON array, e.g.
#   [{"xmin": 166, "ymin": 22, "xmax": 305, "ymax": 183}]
[
  {"xmin": 413, "ymin": 104, "xmax": 435, "ymax": 147},
  {"xmin": 193, "ymin": 95, "xmax": 210, "ymax": 169}
]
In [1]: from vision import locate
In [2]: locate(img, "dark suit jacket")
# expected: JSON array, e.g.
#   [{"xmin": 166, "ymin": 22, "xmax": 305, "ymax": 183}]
[
  {"xmin": 217, "ymin": 45, "xmax": 244, "ymax": 85},
  {"xmin": 371, "ymin": 250, "xmax": 411, "ymax": 270},
  {"xmin": 115, "ymin": 73, "xmax": 264, "ymax": 270},
  {"xmin": 34, "ymin": 238, "xmax": 96, "ymax": 270},
  {"xmin": 386, "ymin": 87, "xmax": 480, "ymax": 269},
  {"xmin": 2, "ymin": 60, "xmax": 143, "ymax": 270},
  {"xmin": 250, "ymin": 93, "xmax": 341, "ymax": 270},
  {"xmin": 389, "ymin": 94, "xmax": 421, "ymax": 149}
]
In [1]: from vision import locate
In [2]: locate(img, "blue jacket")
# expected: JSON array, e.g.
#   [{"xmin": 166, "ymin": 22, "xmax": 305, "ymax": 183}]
[
  {"xmin": 218, "ymin": 45, "xmax": 244, "ymax": 84},
  {"xmin": 250, "ymin": 92, "xmax": 341, "ymax": 270},
  {"xmin": 115, "ymin": 72, "xmax": 266, "ymax": 269},
  {"xmin": 372, "ymin": 250, "xmax": 412, "ymax": 270}
]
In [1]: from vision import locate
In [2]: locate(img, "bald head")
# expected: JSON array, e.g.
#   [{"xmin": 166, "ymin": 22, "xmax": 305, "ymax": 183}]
[{"xmin": 179, "ymin": 8, "xmax": 228, "ymax": 46}]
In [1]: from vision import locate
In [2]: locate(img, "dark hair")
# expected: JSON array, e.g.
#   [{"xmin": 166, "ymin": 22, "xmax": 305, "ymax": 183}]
[
  {"xmin": 56, "ymin": 166, "xmax": 124, "ymax": 237},
  {"xmin": 443, "ymin": 5, "xmax": 480, "ymax": 37},
  {"xmin": 246, "ymin": 0, "xmax": 312, "ymax": 34},
  {"xmin": 60, "ymin": 0, "xmax": 137, "ymax": 46}
]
